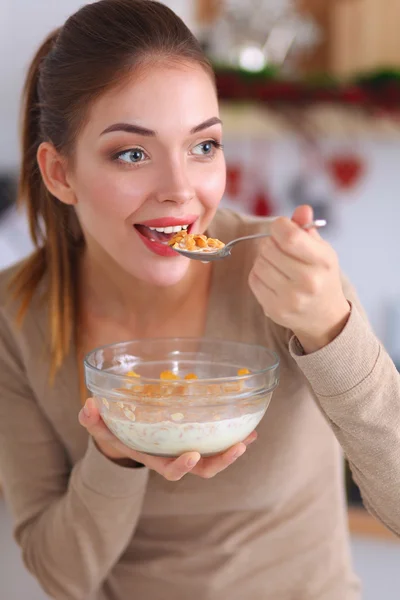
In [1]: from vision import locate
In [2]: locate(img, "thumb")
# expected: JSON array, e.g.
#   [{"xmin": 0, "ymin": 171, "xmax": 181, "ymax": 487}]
[
  {"xmin": 79, "ymin": 397, "xmax": 106, "ymax": 436},
  {"xmin": 291, "ymin": 204, "xmax": 313, "ymax": 227},
  {"xmin": 79, "ymin": 397, "xmax": 99, "ymax": 423},
  {"xmin": 291, "ymin": 204, "xmax": 320, "ymax": 239}
]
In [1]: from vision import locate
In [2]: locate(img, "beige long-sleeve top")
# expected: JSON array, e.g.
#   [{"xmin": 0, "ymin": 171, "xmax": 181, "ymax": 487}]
[{"xmin": 0, "ymin": 210, "xmax": 399, "ymax": 600}]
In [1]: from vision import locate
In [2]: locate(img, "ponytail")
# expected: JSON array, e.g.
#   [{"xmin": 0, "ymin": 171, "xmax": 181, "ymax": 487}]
[
  {"xmin": 9, "ymin": 29, "xmax": 82, "ymax": 379},
  {"xmin": 8, "ymin": 0, "xmax": 215, "ymax": 381}
]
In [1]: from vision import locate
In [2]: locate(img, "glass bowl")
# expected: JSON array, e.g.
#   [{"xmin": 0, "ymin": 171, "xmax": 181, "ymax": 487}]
[{"xmin": 84, "ymin": 338, "xmax": 279, "ymax": 457}]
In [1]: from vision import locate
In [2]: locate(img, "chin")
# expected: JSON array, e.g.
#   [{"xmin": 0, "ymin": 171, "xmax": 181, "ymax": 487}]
[{"xmin": 130, "ymin": 258, "xmax": 190, "ymax": 287}]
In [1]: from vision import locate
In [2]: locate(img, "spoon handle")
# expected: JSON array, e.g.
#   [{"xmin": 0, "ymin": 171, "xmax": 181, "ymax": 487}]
[{"xmin": 225, "ymin": 219, "xmax": 326, "ymax": 251}]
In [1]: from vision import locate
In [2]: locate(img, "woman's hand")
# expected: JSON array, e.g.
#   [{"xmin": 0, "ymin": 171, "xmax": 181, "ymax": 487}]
[
  {"xmin": 79, "ymin": 398, "xmax": 257, "ymax": 481},
  {"xmin": 249, "ymin": 205, "xmax": 350, "ymax": 353}
]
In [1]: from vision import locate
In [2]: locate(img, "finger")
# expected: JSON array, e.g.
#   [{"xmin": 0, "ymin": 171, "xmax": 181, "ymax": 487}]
[
  {"xmin": 79, "ymin": 398, "xmax": 108, "ymax": 436},
  {"xmin": 249, "ymin": 267, "xmax": 277, "ymax": 303},
  {"xmin": 292, "ymin": 204, "xmax": 321, "ymax": 240},
  {"xmin": 163, "ymin": 452, "xmax": 201, "ymax": 481},
  {"xmin": 147, "ymin": 452, "xmax": 201, "ymax": 482},
  {"xmin": 243, "ymin": 430, "xmax": 258, "ymax": 445},
  {"xmin": 270, "ymin": 217, "xmax": 323, "ymax": 265},
  {"xmin": 256, "ymin": 246, "xmax": 293, "ymax": 289},
  {"xmin": 154, "ymin": 431, "xmax": 258, "ymax": 479},
  {"xmin": 79, "ymin": 401, "xmax": 201, "ymax": 479},
  {"xmin": 259, "ymin": 237, "xmax": 291, "ymax": 279},
  {"xmin": 79, "ymin": 398, "xmax": 124, "ymax": 445},
  {"xmin": 259, "ymin": 236, "xmax": 314, "ymax": 282},
  {"xmin": 192, "ymin": 443, "xmax": 247, "ymax": 479},
  {"xmin": 139, "ymin": 433, "xmax": 257, "ymax": 480},
  {"xmin": 291, "ymin": 204, "xmax": 313, "ymax": 227},
  {"xmin": 248, "ymin": 270, "xmax": 276, "ymax": 319}
]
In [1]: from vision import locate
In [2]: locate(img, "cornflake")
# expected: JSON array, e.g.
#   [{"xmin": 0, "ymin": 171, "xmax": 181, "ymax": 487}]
[
  {"xmin": 237, "ymin": 368, "xmax": 251, "ymax": 376},
  {"xmin": 160, "ymin": 370, "xmax": 179, "ymax": 381},
  {"xmin": 168, "ymin": 230, "xmax": 225, "ymax": 253},
  {"xmin": 115, "ymin": 368, "xmax": 252, "ymax": 400},
  {"xmin": 127, "ymin": 371, "xmax": 140, "ymax": 378}
]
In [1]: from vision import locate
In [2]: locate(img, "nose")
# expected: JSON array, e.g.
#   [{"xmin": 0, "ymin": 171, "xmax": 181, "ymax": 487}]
[{"xmin": 155, "ymin": 160, "xmax": 195, "ymax": 205}]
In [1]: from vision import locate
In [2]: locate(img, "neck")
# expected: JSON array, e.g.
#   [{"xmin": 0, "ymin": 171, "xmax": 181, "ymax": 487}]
[{"xmin": 78, "ymin": 247, "xmax": 210, "ymax": 330}]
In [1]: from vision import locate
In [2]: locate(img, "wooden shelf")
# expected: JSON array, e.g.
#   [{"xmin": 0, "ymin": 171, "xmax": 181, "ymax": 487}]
[
  {"xmin": 220, "ymin": 102, "xmax": 400, "ymax": 139},
  {"xmin": 299, "ymin": 0, "xmax": 400, "ymax": 77},
  {"xmin": 331, "ymin": 0, "xmax": 400, "ymax": 77}
]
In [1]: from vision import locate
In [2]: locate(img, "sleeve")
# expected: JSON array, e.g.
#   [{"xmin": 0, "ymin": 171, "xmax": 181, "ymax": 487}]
[
  {"xmin": 288, "ymin": 277, "xmax": 400, "ymax": 537},
  {"xmin": 0, "ymin": 308, "xmax": 149, "ymax": 600}
]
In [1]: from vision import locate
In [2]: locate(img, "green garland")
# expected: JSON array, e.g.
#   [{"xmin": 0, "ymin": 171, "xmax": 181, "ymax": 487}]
[{"xmin": 213, "ymin": 64, "xmax": 400, "ymax": 108}]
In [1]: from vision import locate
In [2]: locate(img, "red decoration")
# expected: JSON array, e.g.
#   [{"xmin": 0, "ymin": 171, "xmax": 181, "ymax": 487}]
[
  {"xmin": 253, "ymin": 190, "xmax": 274, "ymax": 217},
  {"xmin": 226, "ymin": 165, "xmax": 242, "ymax": 198},
  {"xmin": 326, "ymin": 154, "xmax": 365, "ymax": 190}
]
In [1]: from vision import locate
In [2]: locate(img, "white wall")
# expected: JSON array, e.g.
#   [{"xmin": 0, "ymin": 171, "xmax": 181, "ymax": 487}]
[{"xmin": 0, "ymin": 0, "xmax": 195, "ymax": 170}]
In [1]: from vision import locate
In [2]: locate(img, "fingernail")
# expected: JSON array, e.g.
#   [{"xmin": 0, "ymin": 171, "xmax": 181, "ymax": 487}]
[
  {"xmin": 187, "ymin": 457, "xmax": 198, "ymax": 468},
  {"xmin": 83, "ymin": 403, "xmax": 90, "ymax": 417}
]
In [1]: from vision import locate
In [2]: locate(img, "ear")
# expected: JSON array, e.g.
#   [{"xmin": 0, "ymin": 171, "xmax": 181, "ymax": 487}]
[{"xmin": 37, "ymin": 142, "xmax": 77, "ymax": 206}]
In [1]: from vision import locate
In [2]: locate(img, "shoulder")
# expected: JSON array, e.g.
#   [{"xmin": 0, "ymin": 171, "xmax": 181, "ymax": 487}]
[
  {"xmin": 0, "ymin": 257, "xmax": 47, "ymax": 363},
  {"xmin": 0, "ymin": 262, "xmax": 28, "ymax": 373},
  {"xmin": 0, "ymin": 260, "xmax": 29, "ymax": 325},
  {"xmin": 0, "ymin": 254, "xmax": 47, "ymax": 311},
  {"xmin": 0, "ymin": 257, "xmax": 45, "ymax": 320},
  {"xmin": 0, "ymin": 261, "xmax": 22, "ymax": 304}
]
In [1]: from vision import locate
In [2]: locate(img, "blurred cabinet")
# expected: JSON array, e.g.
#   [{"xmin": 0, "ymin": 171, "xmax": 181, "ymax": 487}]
[
  {"xmin": 196, "ymin": 0, "xmax": 222, "ymax": 24},
  {"xmin": 330, "ymin": 0, "xmax": 400, "ymax": 75},
  {"xmin": 197, "ymin": 1, "xmax": 400, "ymax": 76},
  {"xmin": 301, "ymin": 0, "xmax": 400, "ymax": 76}
]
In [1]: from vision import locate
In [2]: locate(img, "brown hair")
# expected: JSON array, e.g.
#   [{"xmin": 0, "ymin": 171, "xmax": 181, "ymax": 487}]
[{"xmin": 10, "ymin": 0, "xmax": 214, "ymax": 378}]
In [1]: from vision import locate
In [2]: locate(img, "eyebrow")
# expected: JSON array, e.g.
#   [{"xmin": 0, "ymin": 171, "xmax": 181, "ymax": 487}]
[{"xmin": 100, "ymin": 116, "xmax": 222, "ymax": 137}]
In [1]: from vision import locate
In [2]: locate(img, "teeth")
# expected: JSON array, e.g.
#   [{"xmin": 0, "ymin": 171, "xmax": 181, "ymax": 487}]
[{"xmin": 148, "ymin": 224, "xmax": 190, "ymax": 234}]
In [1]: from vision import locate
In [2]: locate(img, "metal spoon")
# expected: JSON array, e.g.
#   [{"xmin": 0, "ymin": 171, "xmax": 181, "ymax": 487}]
[{"xmin": 170, "ymin": 220, "xmax": 327, "ymax": 262}]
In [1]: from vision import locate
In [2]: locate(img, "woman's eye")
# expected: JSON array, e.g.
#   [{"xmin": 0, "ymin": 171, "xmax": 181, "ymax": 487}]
[
  {"xmin": 115, "ymin": 148, "xmax": 148, "ymax": 164},
  {"xmin": 192, "ymin": 140, "xmax": 223, "ymax": 157}
]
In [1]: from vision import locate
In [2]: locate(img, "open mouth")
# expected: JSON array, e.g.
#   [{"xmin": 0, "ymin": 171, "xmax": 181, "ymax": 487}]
[{"xmin": 134, "ymin": 222, "xmax": 193, "ymax": 244}]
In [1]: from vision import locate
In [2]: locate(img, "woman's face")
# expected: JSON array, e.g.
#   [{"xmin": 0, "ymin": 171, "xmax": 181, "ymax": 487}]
[{"xmin": 69, "ymin": 62, "xmax": 226, "ymax": 286}]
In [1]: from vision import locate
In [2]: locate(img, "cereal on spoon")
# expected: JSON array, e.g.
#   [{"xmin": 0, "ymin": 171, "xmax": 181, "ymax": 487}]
[{"xmin": 168, "ymin": 229, "xmax": 225, "ymax": 253}]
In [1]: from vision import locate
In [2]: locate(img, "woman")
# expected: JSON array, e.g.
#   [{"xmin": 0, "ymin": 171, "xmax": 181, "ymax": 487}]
[{"xmin": 0, "ymin": 1, "xmax": 399, "ymax": 599}]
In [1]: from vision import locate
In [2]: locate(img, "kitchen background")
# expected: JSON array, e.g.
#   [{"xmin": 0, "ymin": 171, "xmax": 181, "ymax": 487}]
[{"xmin": 1, "ymin": 1, "xmax": 400, "ymax": 599}]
